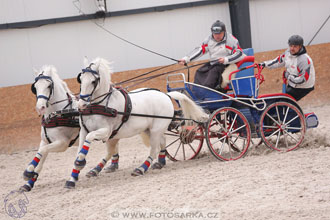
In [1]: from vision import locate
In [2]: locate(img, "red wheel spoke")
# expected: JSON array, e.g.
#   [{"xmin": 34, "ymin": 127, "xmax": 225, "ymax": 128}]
[{"xmin": 206, "ymin": 107, "xmax": 251, "ymax": 161}]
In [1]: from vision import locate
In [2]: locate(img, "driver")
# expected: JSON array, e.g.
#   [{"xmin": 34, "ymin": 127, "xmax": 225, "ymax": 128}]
[{"xmin": 178, "ymin": 20, "xmax": 244, "ymax": 91}]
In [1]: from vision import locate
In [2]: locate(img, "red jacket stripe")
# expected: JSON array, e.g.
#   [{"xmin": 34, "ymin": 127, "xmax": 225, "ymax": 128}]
[
  {"xmin": 304, "ymin": 72, "xmax": 309, "ymax": 81},
  {"xmin": 225, "ymin": 45, "xmax": 233, "ymax": 50},
  {"xmin": 201, "ymin": 44, "xmax": 208, "ymax": 54}
]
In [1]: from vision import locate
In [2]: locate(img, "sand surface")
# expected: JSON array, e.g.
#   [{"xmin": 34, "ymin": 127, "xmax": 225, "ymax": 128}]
[{"xmin": 0, "ymin": 104, "xmax": 330, "ymax": 220}]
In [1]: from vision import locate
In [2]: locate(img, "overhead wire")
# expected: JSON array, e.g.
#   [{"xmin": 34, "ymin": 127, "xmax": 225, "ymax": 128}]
[{"xmin": 307, "ymin": 13, "xmax": 330, "ymax": 46}]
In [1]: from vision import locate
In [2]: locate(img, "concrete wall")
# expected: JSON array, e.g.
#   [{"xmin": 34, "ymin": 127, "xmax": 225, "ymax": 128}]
[
  {"xmin": 0, "ymin": 2, "xmax": 230, "ymax": 87},
  {"xmin": 250, "ymin": 0, "xmax": 330, "ymax": 52}
]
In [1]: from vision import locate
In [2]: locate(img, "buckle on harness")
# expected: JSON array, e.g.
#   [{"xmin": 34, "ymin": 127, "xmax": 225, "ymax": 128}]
[{"xmin": 104, "ymin": 107, "xmax": 117, "ymax": 117}]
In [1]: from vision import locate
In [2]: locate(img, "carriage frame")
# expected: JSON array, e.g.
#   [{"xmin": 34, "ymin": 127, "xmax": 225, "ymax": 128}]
[{"xmin": 164, "ymin": 49, "xmax": 318, "ymax": 162}]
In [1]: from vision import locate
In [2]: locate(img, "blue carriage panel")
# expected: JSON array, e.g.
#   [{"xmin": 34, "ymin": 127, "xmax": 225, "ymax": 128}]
[
  {"xmin": 242, "ymin": 48, "xmax": 254, "ymax": 56},
  {"xmin": 225, "ymin": 48, "xmax": 254, "ymax": 91},
  {"xmin": 185, "ymin": 83, "xmax": 232, "ymax": 111},
  {"xmin": 231, "ymin": 76, "xmax": 257, "ymax": 97}
]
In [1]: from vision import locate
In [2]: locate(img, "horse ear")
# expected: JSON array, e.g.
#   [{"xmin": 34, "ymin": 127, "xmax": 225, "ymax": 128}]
[
  {"xmin": 83, "ymin": 57, "xmax": 89, "ymax": 67},
  {"xmin": 31, "ymin": 83, "xmax": 37, "ymax": 95},
  {"xmin": 96, "ymin": 60, "xmax": 101, "ymax": 70},
  {"xmin": 33, "ymin": 68, "xmax": 39, "ymax": 76},
  {"xmin": 77, "ymin": 73, "xmax": 82, "ymax": 84}
]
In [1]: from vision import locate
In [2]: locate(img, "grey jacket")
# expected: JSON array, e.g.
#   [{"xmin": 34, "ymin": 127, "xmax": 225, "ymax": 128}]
[
  {"xmin": 264, "ymin": 46, "xmax": 315, "ymax": 89},
  {"xmin": 182, "ymin": 32, "xmax": 244, "ymax": 65}
]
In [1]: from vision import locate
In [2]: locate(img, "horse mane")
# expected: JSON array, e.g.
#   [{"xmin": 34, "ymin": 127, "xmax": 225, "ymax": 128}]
[{"xmin": 41, "ymin": 65, "xmax": 75, "ymax": 97}]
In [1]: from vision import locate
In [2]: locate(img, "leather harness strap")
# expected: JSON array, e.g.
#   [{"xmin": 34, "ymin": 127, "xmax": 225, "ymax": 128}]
[
  {"xmin": 79, "ymin": 87, "xmax": 132, "ymax": 139},
  {"xmin": 109, "ymin": 88, "xmax": 132, "ymax": 139},
  {"xmin": 41, "ymin": 95, "xmax": 80, "ymax": 147},
  {"xmin": 42, "ymin": 114, "xmax": 80, "ymax": 147}
]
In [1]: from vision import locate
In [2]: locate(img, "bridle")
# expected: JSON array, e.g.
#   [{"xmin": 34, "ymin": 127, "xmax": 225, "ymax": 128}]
[
  {"xmin": 77, "ymin": 63, "xmax": 100, "ymax": 103},
  {"xmin": 31, "ymin": 73, "xmax": 54, "ymax": 107}
]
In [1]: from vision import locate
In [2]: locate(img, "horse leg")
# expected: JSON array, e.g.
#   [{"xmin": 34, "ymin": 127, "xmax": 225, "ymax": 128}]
[
  {"xmin": 21, "ymin": 140, "xmax": 67, "ymax": 192},
  {"xmin": 131, "ymin": 131, "xmax": 160, "ymax": 176},
  {"xmin": 104, "ymin": 140, "xmax": 120, "ymax": 173},
  {"xmin": 152, "ymin": 135, "xmax": 167, "ymax": 170},
  {"xmin": 86, "ymin": 139, "xmax": 119, "ymax": 177},
  {"xmin": 65, "ymin": 128, "xmax": 110, "ymax": 189}
]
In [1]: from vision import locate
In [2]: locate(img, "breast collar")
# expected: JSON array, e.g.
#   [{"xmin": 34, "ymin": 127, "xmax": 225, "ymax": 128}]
[{"xmin": 79, "ymin": 87, "xmax": 132, "ymax": 139}]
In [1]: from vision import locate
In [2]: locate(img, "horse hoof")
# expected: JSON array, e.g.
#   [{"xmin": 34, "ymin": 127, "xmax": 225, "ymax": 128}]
[
  {"xmin": 151, "ymin": 162, "xmax": 165, "ymax": 170},
  {"xmin": 131, "ymin": 168, "xmax": 144, "ymax": 176},
  {"xmin": 23, "ymin": 170, "xmax": 35, "ymax": 181},
  {"xmin": 64, "ymin": 181, "xmax": 75, "ymax": 189},
  {"xmin": 74, "ymin": 158, "xmax": 86, "ymax": 169},
  {"xmin": 104, "ymin": 164, "xmax": 118, "ymax": 173},
  {"xmin": 19, "ymin": 184, "xmax": 31, "ymax": 192},
  {"xmin": 86, "ymin": 169, "xmax": 98, "ymax": 178}
]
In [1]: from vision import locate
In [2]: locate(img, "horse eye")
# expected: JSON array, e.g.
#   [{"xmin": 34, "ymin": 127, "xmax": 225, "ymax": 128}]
[{"xmin": 92, "ymin": 80, "xmax": 97, "ymax": 85}]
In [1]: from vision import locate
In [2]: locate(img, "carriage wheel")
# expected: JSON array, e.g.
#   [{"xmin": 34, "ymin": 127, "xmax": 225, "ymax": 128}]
[
  {"xmin": 206, "ymin": 107, "xmax": 251, "ymax": 161},
  {"xmin": 259, "ymin": 101, "xmax": 305, "ymax": 152},
  {"xmin": 165, "ymin": 122, "xmax": 204, "ymax": 162}
]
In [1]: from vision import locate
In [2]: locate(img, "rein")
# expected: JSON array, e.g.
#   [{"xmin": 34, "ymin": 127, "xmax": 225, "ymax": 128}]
[
  {"xmin": 75, "ymin": 61, "xmax": 210, "ymax": 112},
  {"xmin": 117, "ymin": 111, "xmax": 200, "ymax": 124},
  {"xmin": 114, "ymin": 61, "xmax": 210, "ymax": 90}
]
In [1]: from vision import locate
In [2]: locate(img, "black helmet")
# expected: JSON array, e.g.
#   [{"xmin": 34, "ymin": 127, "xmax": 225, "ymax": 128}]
[
  {"xmin": 288, "ymin": 35, "xmax": 304, "ymax": 46},
  {"xmin": 211, "ymin": 20, "xmax": 226, "ymax": 34}
]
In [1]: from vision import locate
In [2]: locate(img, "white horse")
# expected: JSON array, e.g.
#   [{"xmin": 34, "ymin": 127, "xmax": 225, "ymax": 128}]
[
  {"xmin": 64, "ymin": 57, "xmax": 208, "ymax": 188},
  {"xmin": 21, "ymin": 66, "xmax": 80, "ymax": 191}
]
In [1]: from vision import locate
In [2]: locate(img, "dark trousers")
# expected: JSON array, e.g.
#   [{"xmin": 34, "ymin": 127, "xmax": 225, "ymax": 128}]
[
  {"xmin": 194, "ymin": 63, "xmax": 226, "ymax": 89},
  {"xmin": 286, "ymin": 85, "xmax": 314, "ymax": 101}
]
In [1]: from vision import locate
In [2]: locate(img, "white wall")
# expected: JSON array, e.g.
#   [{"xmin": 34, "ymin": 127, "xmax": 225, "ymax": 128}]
[
  {"xmin": 250, "ymin": 0, "xmax": 330, "ymax": 52},
  {"xmin": 0, "ymin": 3, "xmax": 230, "ymax": 87},
  {"xmin": 1, "ymin": 0, "xmax": 330, "ymax": 87},
  {"xmin": 0, "ymin": 0, "xmax": 208, "ymax": 23}
]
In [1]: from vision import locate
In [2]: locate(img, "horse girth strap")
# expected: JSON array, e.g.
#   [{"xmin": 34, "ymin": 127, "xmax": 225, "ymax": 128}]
[
  {"xmin": 79, "ymin": 105, "xmax": 118, "ymax": 117},
  {"xmin": 42, "ymin": 115, "xmax": 80, "ymax": 128},
  {"xmin": 42, "ymin": 115, "xmax": 80, "ymax": 147}
]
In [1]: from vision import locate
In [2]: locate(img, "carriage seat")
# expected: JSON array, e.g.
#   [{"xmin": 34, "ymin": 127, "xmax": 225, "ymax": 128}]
[{"xmin": 221, "ymin": 48, "xmax": 255, "ymax": 89}]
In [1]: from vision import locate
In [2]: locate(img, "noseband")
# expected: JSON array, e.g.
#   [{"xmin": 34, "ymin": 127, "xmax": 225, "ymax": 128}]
[
  {"xmin": 31, "ymin": 73, "xmax": 54, "ymax": 106},
  {"xmin": 77, "ymin": 63, "xmax": 100, "ymax": 103}
]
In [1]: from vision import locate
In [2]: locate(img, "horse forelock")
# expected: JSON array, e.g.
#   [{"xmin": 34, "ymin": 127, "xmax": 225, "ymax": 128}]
[
  {"xmin": 38, "ymin": 65, "xmax": 57, "ymax": 78},
  {"xmin": 92, "ymin": 57, "xmax": 113, "ymax": 83}
]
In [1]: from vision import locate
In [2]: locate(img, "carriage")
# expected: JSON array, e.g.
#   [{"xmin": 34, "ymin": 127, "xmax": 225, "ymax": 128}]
[{"xmin": 164, "ymin": 48, "xmax": 319, "ymax": 162}]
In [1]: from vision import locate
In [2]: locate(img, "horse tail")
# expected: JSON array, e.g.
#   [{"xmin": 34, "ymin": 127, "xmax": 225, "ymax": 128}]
[
  {"xmin": 167, "ymin": 91, "xmax": 208, "ymax": 122},
  {"xmin": 140, "ymin": 131, "xmax": 150, "ymax": 148}
]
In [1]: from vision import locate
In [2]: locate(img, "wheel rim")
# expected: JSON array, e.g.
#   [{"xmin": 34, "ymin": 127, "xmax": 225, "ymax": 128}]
[
  {"xmin": 206, "ymin": 107, "xmax": 251, "ymax": 161},
  {"xmin": 259, "ymin": 102, "xmax": 305, "ymax": 152},
  {"xmin": 165, "ymin": 124, "xmax": 204, "ymax": 161}
]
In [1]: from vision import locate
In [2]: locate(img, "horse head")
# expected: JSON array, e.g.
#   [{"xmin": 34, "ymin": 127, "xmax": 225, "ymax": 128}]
[
  {"xmin": 32, "ymin": 66, "xmax": 57, "ymax": 116},
  {"xmin": 77, "ymin": 57, "xmax": 112, "ymax": 110}
]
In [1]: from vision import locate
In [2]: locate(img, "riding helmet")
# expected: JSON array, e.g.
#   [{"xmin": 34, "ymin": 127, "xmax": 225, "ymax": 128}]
[
  {"xmin": 288, "ymin": 35, "xmax": 304, "ymax": 46},
  {"xmin": 211, "ymin": 20, "xmax": 226, "ymax": 34}
]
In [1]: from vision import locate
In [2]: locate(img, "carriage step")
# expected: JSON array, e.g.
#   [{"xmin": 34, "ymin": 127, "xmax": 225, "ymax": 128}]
[{"xmin": 305, "ymin": 112, "xmax": 318, "ymax": 129}]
